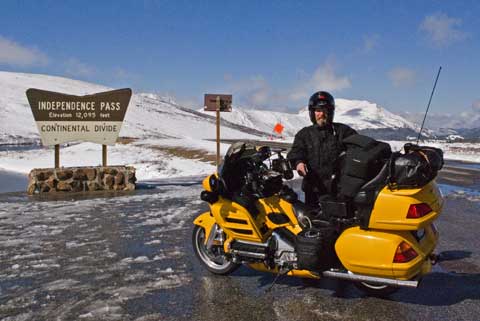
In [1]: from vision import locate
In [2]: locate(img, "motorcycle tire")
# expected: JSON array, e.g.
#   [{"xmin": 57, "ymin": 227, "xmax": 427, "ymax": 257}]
[
  {"xmin": 354, "ymin": 281, "xmax": 399, "ymax": 297},
  {"xmin": 192, "ymin": 225, "xmax": 239, "ymax": 275}
]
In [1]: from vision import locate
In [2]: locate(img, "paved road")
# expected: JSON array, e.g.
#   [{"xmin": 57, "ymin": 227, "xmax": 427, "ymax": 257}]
[{"xmin": 0, "ymin": 174, "xmax": 479, "ymax": 321}]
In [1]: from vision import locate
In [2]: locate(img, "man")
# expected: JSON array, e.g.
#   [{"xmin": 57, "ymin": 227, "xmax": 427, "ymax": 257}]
[{"xmin": 287, "ymin": 91, "xmax": 357, "ymax": 207}]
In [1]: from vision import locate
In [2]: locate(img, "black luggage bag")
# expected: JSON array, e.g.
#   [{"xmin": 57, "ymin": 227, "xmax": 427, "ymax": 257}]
[
  {"xmin": 295, "ymin": 223, "xmax": 337, "ymax": 271},
  {"xmin": 389, "ymin": 143, "xmax": 444, "ymax": 188},
  {"xmin": 337, "ymin": 134, "xmax": 392, "ymax": 197}
]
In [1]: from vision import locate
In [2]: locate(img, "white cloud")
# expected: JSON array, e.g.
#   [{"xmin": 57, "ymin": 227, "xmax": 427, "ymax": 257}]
[
  {"xmin": 64, "ymin": 58, "xmax": 96, "ymax": 78},
  {"xmin": 388, "ymin": 67, "xmax": 416, "ymax": 87},
  {"xmin": 248, "ymin": 77, "xmax": 271, "ymax": 105},
  {"xmin": 289, "ymin": 59, "xmax": 351, "ymax": 101},
  {"xmin": 0, "ymin": 35, "xmax": 48, "ymax": 66},
  {"xmin": 420, "ymin": 13, "xmax": 467, "ymax": 47},
  {"xmin": 221, "ymin": 59, "xmax": 350, "ymax": 110},
  {"xmin": 226, "ymin": 75, "xmax": 274, "ymax": 107}
]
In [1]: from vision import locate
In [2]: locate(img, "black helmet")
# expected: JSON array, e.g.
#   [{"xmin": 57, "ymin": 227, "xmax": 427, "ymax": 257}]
[{"xmin": 308, "ymin": 91, "xmax": 335, "ymax": 125}]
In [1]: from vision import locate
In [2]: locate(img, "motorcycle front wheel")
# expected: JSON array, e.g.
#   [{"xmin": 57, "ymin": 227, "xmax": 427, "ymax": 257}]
[{"xmin": 192, "ymin": 225, "xmax": 239, "ymax": 275}]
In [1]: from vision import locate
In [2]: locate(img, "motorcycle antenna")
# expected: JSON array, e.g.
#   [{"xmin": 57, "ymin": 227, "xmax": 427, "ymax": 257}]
[{"xmin": 416, "ymin": 66, "xmax": 442, "ymax": 144}]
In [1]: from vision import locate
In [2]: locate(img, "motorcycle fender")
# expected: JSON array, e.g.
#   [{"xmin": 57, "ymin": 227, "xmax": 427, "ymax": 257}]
[{"xmin": 193, "ymin": 212, "xmax": 216, "ymax": 244}]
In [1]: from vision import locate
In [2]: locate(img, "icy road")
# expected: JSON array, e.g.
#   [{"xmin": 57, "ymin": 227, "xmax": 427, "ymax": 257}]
[{"xmin": 1, "ymin": 176, "xmax": 480, "ymax": 321}]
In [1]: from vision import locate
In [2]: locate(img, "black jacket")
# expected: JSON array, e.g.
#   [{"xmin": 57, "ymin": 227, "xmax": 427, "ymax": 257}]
[{"xmin": 287, "ymin": 122, "xmax": 357, "ymax": 191}]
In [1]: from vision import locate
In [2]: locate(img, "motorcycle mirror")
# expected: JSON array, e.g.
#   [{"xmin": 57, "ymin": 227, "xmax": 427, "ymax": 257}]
[{"xmin": 208, "ymin": 174, "xmax": 218, "ymax": 192}]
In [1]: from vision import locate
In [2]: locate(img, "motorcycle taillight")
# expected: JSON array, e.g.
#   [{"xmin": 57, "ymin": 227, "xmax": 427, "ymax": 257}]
[
  {"xmin": 393, "ymin": 241, "xmax": 418, "ymax": 263},
  {"xmin": 407, "ymin": 203, "xmax": 432, "ymax": 219}
]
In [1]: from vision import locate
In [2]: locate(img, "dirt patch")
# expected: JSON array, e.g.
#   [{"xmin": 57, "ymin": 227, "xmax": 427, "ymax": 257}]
[
  {"xmin": 152, "ymin": 146, "xmax": 217, "ymax": 165},
  {"xmin": 116, "ymin": 137, "xmax": 138, "ymax": 144}
]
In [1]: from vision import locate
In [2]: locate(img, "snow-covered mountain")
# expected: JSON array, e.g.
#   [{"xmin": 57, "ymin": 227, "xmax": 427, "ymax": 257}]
[
  {"xmin": 400, "ymin": 111, "xmax": 480, "ymax": 141},
  {"xmin": 200, "ymin": 98, "xmax": 426, "ymax": 140},
  {"xmin": 0, "ymin": 71, "xmax": 268, "ymax": 145},
  {"xmin": 0, "ymin": 71, "xmax": 430, "ymax": 146}
]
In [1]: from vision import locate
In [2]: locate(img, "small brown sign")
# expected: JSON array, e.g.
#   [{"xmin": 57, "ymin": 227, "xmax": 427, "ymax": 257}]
[
  {"xmin": 204, "ymin": 94, "xmax": 232, "ymax": 112},
  {"xmin": 26, "ymin": 88, "xmax": 132, "ymax": 146}
]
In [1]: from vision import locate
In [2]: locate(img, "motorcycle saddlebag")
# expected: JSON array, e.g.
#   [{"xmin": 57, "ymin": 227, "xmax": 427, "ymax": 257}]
[{"xmin": 295, "ymin": 224, "xmax": 337, "ymax": 271}]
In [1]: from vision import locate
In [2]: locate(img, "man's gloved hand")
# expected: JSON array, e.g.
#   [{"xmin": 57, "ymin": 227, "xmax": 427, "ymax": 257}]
[{"xmin": 296, "ymin": 162, "xmax": 308, "ymax": 177}]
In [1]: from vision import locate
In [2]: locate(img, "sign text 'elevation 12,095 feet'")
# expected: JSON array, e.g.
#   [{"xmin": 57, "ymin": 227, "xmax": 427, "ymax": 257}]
[{"xmin": 26, "ymin": 88, "xmax": 132, "ymax": 146}]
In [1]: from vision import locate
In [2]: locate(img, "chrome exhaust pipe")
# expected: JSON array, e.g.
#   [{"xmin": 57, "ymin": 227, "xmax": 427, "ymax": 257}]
[
  {"xmin": 322, "ymin": 270, "xmax": 419, "ymax": 288},
  {"xmin": 231, "ymin": 250, "xmax": 266, "ymax": 259}
]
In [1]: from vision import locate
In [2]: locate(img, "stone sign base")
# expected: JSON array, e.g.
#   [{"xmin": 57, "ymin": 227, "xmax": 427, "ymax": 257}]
[{"xmin": 27, "ymin": 166, "xmax": 136, "ymax": 194}]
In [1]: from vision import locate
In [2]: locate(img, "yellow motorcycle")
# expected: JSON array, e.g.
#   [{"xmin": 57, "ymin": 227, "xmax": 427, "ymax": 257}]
[{"xmin": 192, "ymin": 141, "xmax": 443, "ymax": 296}]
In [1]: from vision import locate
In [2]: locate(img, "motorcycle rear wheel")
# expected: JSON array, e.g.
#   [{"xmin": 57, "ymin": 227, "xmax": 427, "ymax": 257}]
[
  {"xmin": 354, "ymin": 281, "xmax": 399, "ymax": 297},
  {"xmin": 192, "ymin": 225, "xmax": 239, "ymax": 275}
]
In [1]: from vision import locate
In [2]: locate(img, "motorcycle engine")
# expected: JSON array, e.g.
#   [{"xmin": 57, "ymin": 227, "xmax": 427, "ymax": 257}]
[
  {"xmin": 269, "ymin": 228, "xmax": 297, "ymax": 269},
  {"xmin": 229, "ymin": 227, "xmax": 298, "ymax": 269}
]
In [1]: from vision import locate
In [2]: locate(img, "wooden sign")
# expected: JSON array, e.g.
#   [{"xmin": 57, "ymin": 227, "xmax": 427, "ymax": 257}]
[
  {"xmin": 26, "ymin": 88, "xmax": 132, "ymax": 146},
  {"xmin": 204, "ymin": 94, "xmax": 232, "ymax": 112}
]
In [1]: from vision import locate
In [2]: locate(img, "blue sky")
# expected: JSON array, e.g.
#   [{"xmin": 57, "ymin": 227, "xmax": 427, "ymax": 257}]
[{"xmin": 1, "ymin": 0, "xmax": 479, "ymax": 116}]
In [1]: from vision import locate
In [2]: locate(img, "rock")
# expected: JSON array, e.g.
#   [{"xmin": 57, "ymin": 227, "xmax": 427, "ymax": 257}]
[
  {"xmin": 27, "ymin": 182, "xmax": 38, "ymax": 195},
  {"xmin": 37, "ymin": 171, "xmax": 48, "ymax": 181},
  {"xmin": 27, "ymin": 166, "xmax": 137, "ymax": 194},
  {"xmin": 85, "ymin": 168, "xmax": 96, "ymax": 180},
  {"xmin": 97, "ymin": 170, "xmax": 105, "ymax": 182},
  {"xmin": 39, "ymin": 183, "xmax": 50, "ymax": 193},
  {"xmin": 104, "ymin": 168, "xmax": 118, "ymax": 175},
  {"xmin": 126, "ymin": 170, "xmax": 135, "ymax": 180},
  {"xmin": 46, "ymin": 177, "xmax": 58, "ymax": 189},
  {"xmin": 113, "ymin": 184, "xmax": 125, "ymax": 191},
  {"xmin": 87, "ymin": 181, "xmax": 100, "ymax": 191},
  {"xmin": 57, "ymin": 181, "xmax": 72, "ymax": 191},
  {"xmin": 73, "ymin": 169, "xmax": 86, "ymax": 180},
  {"xmin": 124, "ymin": 183, "xmax": 136, "ymax": 191},
  {"xmin": 114, "ymin": 172, "xmax": 125, "ymax": 185},
  {"xmin": 28, "ymin": 170, "xmax": 36, "ymax": 180},
  {"xmin": 56, "ymin": 169, "xmax": 73, "ymax": 180},
  {"xmin": 71, "ymin": 180, "xmax": 84, "ymax": 192},
  {"xmin": 104, "ymin": 174, "xmax": 114, "ymax": 188}
]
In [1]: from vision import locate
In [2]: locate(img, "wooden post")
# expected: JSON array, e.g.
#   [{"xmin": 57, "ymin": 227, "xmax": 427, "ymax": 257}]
[
  {"xmin": 102, "ymin": 145, "xmax": 107, "ymax": 167},
  {"xmin": 216, "ymin": 96, "xmax": 221, "ymax": 171},
  {"xmin": 54, "ymin": 144, "xmax": 60, "ymax": 168}
]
